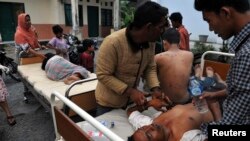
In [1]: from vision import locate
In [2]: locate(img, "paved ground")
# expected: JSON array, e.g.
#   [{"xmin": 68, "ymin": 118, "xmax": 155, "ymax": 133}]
[{"xmin": 0, "ymin": 45, "xmax": 55, "ymax": 141}]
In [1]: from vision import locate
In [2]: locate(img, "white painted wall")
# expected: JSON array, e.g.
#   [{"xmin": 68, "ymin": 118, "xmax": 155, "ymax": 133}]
[
  {"xmin": 0, "ymin": 0, "xmax": 65, "ymax": 24},
  {"xmin": 0, "ymin": 0, "xmax": 113, "ymax": 26}
]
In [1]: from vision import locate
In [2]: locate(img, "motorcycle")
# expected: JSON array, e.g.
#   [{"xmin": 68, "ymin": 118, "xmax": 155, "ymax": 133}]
[
  {"xmin": 0, "ymin": 48, "xmax": 21, "ymax": 82},
  {"xmin": 63, "ymin": 34, "xmax": 82, "ymax": 65},
  {"xmin": 63, "ymin": 34, "xmax": 97, "ymax": 65}
]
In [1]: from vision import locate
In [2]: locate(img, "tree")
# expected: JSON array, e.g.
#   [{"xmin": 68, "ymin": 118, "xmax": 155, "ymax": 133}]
[{"xmin": 120, "ymin": 0, "xmax": 136, "ymax": 28}]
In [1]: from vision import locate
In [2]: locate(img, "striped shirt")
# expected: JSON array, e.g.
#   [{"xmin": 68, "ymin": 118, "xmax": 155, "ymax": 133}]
[{"xmin": 45, "ymin": 55, "xmax": 89, "ymax": 81}]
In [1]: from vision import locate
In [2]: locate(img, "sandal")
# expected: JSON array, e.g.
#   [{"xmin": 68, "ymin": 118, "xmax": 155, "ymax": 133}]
[{"xmin": 7, "ymin": 116, "xmax": 16, "ymax": 126}]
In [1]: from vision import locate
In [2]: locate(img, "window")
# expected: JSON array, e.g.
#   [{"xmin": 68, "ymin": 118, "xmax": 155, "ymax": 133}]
[
  {"xmin": 64, "ymin": 4, "xmax": 83, "ymax": 26},
  {"xmin": 101, "ymin": 9, "xmax": 112, "ymax": 26},
  {"xmin": 110, "ymin": 2, "xmax": 113, "ymax": 6},
  {"xmin": 96, "ymin": 0, "xmax": 99, "ymax": 3}
]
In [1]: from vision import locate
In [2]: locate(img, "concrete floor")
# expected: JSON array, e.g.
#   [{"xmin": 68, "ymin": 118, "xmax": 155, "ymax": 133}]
[
  {"xmin": 0, "ymin": 75, "xmax": 55, "ymax": 141},
  {"xmin": 0, "ymin": 45, "xmax": 55, "ymax": 141}
]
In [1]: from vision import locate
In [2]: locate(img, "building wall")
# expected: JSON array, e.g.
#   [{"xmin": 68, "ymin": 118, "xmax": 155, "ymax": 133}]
[{"xmin": 0, "ymin": 0, "xmax": 114, "ymax": 41}]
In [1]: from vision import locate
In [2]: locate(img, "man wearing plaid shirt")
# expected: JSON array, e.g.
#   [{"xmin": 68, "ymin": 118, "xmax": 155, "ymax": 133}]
[{"xmin": 194, "ymin": 0, "xmax": 250, "ymax": 136}]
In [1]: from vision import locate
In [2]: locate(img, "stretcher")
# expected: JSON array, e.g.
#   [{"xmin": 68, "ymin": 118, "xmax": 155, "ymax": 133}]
[
  {"xmin": 51, "ymin": 91, "xmax": 133, "ymax": 141},
  {"xmin": 200, "ymin": 51, "xmax": 234, "ymax": 80},
  {"xmin": 18, "ymin": 56, "xmax": 98, "ymax": 116},
  {"xmin": 51, "ymin": 92, "xmax": 161, "ymax": 141}
]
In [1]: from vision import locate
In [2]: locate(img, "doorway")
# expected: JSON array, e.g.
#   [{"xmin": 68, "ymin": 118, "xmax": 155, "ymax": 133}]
[
  {"xmin": 87, "ymin": 6, "xmax": 99, "ymax": 37},
  {"xmin": 0, "ymin": 2, "xmax": 24, "ymax": 41}
]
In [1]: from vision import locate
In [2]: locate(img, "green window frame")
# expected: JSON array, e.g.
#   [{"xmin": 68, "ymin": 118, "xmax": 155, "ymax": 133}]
[{"xmin": 101, "ymin": 9, "xmax": 112, "ymax": 26}]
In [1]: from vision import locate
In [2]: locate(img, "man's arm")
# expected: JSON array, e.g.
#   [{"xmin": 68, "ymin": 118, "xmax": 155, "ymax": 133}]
[
  {"xmin": 96, "ymin": 37, "xmax": 128, "ymax": 94},
  {"xmin": 127, "ymin": 99, "xmax": 167, "ymax": 116},
  {"xmin": 200, "ymin": 89, "xmax": 227, "ymax": 102},
  {"xmin": 144, "ymin": 44, "xmax": 161, "ymax": 98}
]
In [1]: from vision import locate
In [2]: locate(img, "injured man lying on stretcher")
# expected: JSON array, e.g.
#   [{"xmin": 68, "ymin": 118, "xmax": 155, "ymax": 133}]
[
  {"xmin": 126, "ymin": 98, "xmax": 220, "ymax": 141},
  {"xmin": 126, "ymin": 66, "xmax": 226, "ymax": 141},
  {"xmin": 41, "ymin": 53, "xmax": 89, "ymax": 85}
]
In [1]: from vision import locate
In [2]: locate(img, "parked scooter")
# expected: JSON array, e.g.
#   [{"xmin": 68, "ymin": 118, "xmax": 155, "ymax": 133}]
[
  {"xmin": 63, "ymin": 34, "xmax": 82, "ymax": 65},
  {"xmin": 0, "ymin": 48, "xmax": 21, "ymax": 82}
]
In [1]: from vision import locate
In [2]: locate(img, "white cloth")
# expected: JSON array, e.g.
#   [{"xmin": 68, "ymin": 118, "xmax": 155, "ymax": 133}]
[
  {"xmin": 128, "ymin": 111, "xmax": 153, "ymax": 130},
  {"xmin": 180, "ymin": 129, "xmax": 207, "ymax": 141}
]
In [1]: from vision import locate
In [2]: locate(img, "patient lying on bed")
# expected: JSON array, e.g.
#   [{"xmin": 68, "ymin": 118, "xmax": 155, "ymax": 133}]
[
  {"xmin": 127, "ymin": 99, "xmax": 218, "ymax": 141},
  {"xmin": 41, "ymin": 53, "xmax": 89, "ymax": 84}
]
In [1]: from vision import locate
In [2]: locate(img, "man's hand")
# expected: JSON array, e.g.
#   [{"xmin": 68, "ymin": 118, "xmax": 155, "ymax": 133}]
[
  {"xmin": 200, "ymin": 90, "xmax": 227, "ymax": 103},
  {"xmin": 126, "ymin": 88, "xmax": 146, "ymax": 106},
  {"xmin": 163, "ymin": 95, "xmax": 174, "ymax": 109},
  {"xmin": 147, "ymin": 99, "xmax": 167, "ymax": 112},
  {"xmin": 0, "ymin": 65, "xmax": 10, "ymax": 73},
  {"xmin": 151, "ymin": 87, "xmax": 162, "ymax": 99}
]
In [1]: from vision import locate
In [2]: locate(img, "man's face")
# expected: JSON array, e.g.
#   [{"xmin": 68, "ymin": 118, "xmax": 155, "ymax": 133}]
[
  {"xmin": 132, "ymin": 123, "xmax": 169, "ymax": 141},
  {"xmin": 202, "ymin": 10, "xmax": 233, "ymax": 40},
  {"xmin": 147, "ymin": 18, "xmax": 167, "ymax": 42}
]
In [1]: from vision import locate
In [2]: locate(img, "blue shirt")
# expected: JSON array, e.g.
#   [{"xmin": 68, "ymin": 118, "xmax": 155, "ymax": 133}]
[{"xmin": 201, "ymin": 23, "xmax": 250, "ymax": 134}]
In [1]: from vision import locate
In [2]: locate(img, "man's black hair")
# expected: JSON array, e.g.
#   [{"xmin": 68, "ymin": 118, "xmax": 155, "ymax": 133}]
[
  {"xmin": 79, "ymin": 38, "xmax": 94, "ymax": 53},
  {"xmin": 52, "ymin": 25, "xmax": 63, "ymax": 34},
  {"xmin": 162, "ymin": 28, "xmax": 180, "ymax": 44},
  {"xmin": 41, "ymin": 53, "xmax": 55, "ymax": 70},
  {"xmin": 132, "ymin": 1, "xmax": 168, "ymax": 28},
  {"xmin": 194, "ymin": 0, "xmax": 250, "ymax": 14},
  {"xmin": 169, "ymin": 12, "xmax": 183, "ymax": 24}
]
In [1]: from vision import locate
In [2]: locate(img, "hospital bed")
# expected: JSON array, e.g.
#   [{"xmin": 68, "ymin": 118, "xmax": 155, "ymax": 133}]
[
  {"xmin": 200, "ymin": 51, "xmax": 234, "ymax": 80},
  {"xmin": 18, "ymin": 56, "xmax": 98, "ymax": 116},
  {"xmin": 51, "ymin": 91, "xmax": 134, "ymax": 141}
]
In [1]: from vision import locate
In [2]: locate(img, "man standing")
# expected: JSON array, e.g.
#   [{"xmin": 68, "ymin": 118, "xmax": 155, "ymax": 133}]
[
  {"xmin": 194, "ymin": 0, "xmax": 250, "ymax": 135},
  {"xmin": 170, "ymin": 12, "xmax": 190, "ymax": 51},
  {"xmin": 95, "ymin": 1, "xmax": 167, "ymax": 116}
]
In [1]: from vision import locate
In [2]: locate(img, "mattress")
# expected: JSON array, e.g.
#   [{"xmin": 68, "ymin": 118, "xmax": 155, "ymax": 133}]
[{"xmin": 18, "ymin": 63, "xmax": 97, "ymax": 108}]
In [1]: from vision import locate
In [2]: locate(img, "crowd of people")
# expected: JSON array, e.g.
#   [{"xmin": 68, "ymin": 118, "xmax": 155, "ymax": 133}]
[{"xmin": 0, "ymin": 0, "xmax": 249, "ymax": 140}]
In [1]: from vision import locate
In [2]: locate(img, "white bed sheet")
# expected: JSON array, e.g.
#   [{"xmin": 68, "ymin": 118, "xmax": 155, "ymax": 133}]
[
  {"xmin": 76, "ymin": 107, "xmax": 161, "ymax": 140},
  {"xmin": 18, "ymin": 63, "xmax": 97, "ymax": 108},
  {"xmin": 77, "ymin": 109, "xmax": 134, "ymax": 140}
]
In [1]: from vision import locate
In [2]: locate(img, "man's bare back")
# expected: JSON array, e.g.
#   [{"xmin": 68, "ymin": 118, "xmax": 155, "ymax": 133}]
[{"xmin": 155, "ymin": 49, "xmax": 193, "ymax": 104}]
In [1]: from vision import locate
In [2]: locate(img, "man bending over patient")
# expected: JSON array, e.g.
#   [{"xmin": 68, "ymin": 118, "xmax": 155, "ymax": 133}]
[
  {"xmin": 155, "ymin": 28, "xmax": 193, "ymax": 104},
  {"xmin": 127, "ymin": 99, "xmax": 219, "ymax": 141}
]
